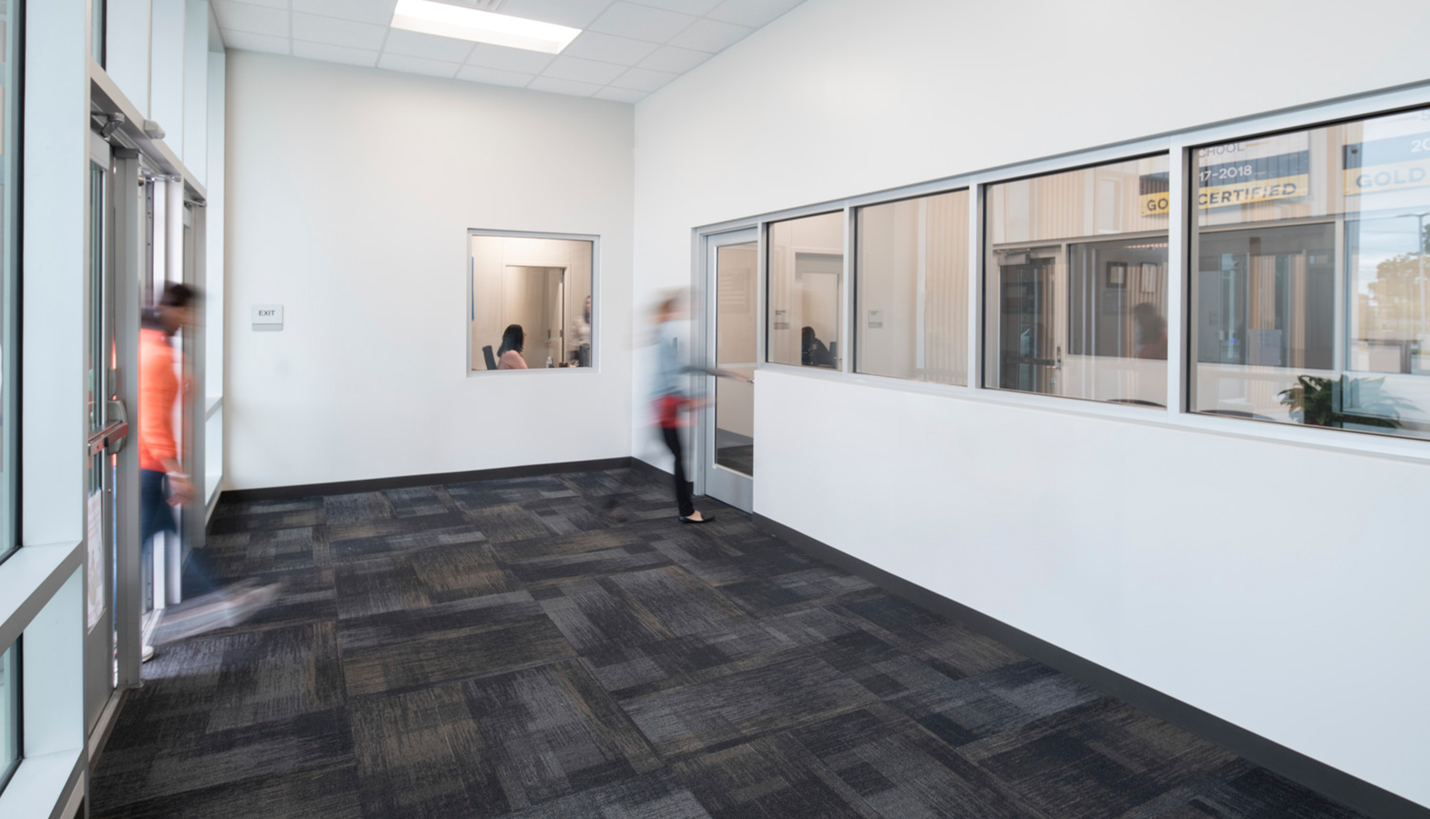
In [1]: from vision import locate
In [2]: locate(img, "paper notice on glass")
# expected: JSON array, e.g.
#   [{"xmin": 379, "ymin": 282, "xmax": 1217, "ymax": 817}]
[{"xmin": 87, "ymin": 490, "xmax": 105, "ymax": 631}]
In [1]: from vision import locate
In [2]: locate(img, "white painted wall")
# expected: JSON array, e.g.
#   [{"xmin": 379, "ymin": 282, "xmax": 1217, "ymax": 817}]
[
  {"xmin": 182, "ymin": 0, "xmax": 208, "ymax": 179},
  {"xmin": 225, "ymin": 53, "xmax": 634, "ymax": 490},
  {"xmin": 149, "ymin": 0, "xmax": 185, "ymax": 144},
  {"xmin": 106, "ymin": 0, "xmax": 152, "ymax": 116},
  {"xmin": 631, "ymin": 0, "xmax": 1430, "ymax": 807}
]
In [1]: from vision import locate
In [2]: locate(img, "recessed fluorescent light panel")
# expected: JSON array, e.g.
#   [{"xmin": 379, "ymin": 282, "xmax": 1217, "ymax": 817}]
[{"xmin": 391, "ymin": 0, "xmax": 581, "ymax": 54}]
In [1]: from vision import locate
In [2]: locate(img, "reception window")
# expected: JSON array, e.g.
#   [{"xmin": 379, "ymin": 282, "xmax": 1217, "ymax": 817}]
[
  {"xmin": 469, "ymin": 232, "xmax": 595, "ymax": 372},
  {"xmin": 984, "ymin": 155, "xmax": 1171, "ymax": 406},
  {"xmin": 1190, "ymin": 108, "xmax": 1430, "ymax": 440},
  {"xmin": 855, "ymin": 190, "xmax": 970, "ymax": 385},
  {"xmin": 767, "ymin": 211, "xmax": 844, "ymax": 369}
]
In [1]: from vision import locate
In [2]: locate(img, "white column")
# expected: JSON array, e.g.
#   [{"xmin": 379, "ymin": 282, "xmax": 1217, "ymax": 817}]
[{"xmin": 23, "ymin": 0, "xmax": 89, "ymax": 547}]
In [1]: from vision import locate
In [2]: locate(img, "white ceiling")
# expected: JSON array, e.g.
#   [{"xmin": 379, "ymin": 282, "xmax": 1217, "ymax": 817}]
[{"xmin": 212, "ymin": 0, "xmax": 807, "ymax": 103}]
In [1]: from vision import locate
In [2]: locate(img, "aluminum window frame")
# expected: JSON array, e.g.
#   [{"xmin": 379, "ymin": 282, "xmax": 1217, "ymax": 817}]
[
  {"xmin": 0, "ymin": 638, "xmax": 20, "ymax": 794},
  {"xmin": 762, "ymin": 208, "xmax": 849, "ymax": 371},
  {"xmin": 689, "ymin": 79, "xmax": 1430, "ymax": 467},
  {"xmin": 0, "ymin": 0, "xmax": 25, "ymax": 570},
  {"xmin": 980, "ymin": 150, "xmax": 1174, "ymax": 405},
  {"xmin": 1184, "ymin": 102, "xmax": 1430, "ymax": 443},
  {"xmin": 851, "ymin": 186, "xmax": 974, "ymax": 386},
  {"xmin": 464, "ymin": 228, "xmax": 601, "ymax": 377}
]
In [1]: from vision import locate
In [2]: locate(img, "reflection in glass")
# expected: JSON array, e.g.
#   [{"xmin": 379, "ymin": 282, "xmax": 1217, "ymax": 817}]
[
  {"xmin": 984, "ymin": 155, "xmax": 1170, "ymax": 405},
  {"xmin": 767, "ymin": 212, "xmax": 843, "ymax": 369},
  {"xmin": 856, "ymin": 190, "xmax": 969, "ymax": 384},
  {"xmin": 1191, "ymin": 108, "xmax": 1430, "ymax": 440},
  {"xmin": 714, "ymin": 243, "xmax": 756, "ymax": 475},
  {"xmin": 1, "ymin": 641, "xmax": 17, "ymax": 792},
  {"xmin": 469, "ymin": 235, "xmax": 594, "ymax": 371}
]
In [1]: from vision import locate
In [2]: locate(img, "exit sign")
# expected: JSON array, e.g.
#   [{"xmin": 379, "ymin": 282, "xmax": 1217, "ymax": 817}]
[{"xmin": 252, "ymin": 304, "xmax": 283, "ymax": 331}]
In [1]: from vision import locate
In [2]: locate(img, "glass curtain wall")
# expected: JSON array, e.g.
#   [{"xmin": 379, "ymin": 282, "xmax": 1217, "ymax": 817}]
[
  {"xmin": 767, "ymin": 211, "xmax": 844, "ymax": 369},
  {"xmin": 90, "ymin": 0, "xmax": 104, "ymax": 65},
  {"xmin": 984, "ymin": 155, "xmax": 1171, "ymax": 405},
  {"xmin": 856, "ymin": 190, "xmax": 970, "ymax": 384},
  {"xmin": 0, "ymin": 642, "xmax": 15, "ymax": 792},
  {"xmin": 1191, "ymin": 108, "xmax": 1430, "ymax": 440},
  {"xmin": 0, "ymin": 0, "xmax": 20, "ymax": 566}
]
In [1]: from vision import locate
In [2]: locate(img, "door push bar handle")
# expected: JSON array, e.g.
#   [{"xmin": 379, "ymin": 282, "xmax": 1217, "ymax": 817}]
[
  {"xmin": 86, "ymin": 400, "xmax": 131, "ymax": 456},
  {"xmin": 87, "ymin": 422, "xmax": 128, "ymax": 456}
]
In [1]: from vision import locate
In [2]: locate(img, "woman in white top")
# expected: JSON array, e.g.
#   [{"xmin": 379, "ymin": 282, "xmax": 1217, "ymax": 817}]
[{"xmin": 496, "ymin": 324, "xmax": 527, "ymax": 369}]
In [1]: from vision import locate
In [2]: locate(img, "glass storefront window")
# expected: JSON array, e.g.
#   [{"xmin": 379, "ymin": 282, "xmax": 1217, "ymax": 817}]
[
  {"xmin": 91, "ymin": 0, "xmax": 105, "ymax": 65},
  {"xmin": 984, "ymin": 155, "xmax": 1171, "ymax": 406},
  {"xmin": 468, "ymin": 233, "xmax": 595, "ymax": 371},
  {"xmin": 0, "ymin": 641, "xmax": 17, "ymax": 792},
  {"xmin": 1191, "ymin": 108, "xmax": 1430, "ymax": 440},
  {"xmin": 0, "ymin": 0, "xmax": 19, "ymax": 564},
  {"xmin": 767, "ymin": 211, "xmax": 844, "ymax": 369},
  {"xmin": 855, "ymin": 190, "xmax": 970, "ymax": 384}
]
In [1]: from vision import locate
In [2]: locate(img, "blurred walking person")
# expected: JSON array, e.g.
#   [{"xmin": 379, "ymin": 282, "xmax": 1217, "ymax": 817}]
[
  {"xmin": 140, "ymin": 284, "xmax": 276, "ymax": 653},
  {"xmin": 652, "ymin": 294, "xmax": 712, "ymax": 523},
  {"xmin": 649, "ymin": 292, "xmax": 751, "ymax": 523}
]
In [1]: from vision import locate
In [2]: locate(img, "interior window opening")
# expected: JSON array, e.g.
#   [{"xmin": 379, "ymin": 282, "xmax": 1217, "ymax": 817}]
[
  {"xmin": 984, "ymin": 155, "xmax": 1171, "ymax": 407},
  {"xmin": 1190, "ymin": 107, "xmax": 1430, "ymax": 440},
  {"xmin": 468, "ymin": 233, "xmax": 595, "ymax": 372}
]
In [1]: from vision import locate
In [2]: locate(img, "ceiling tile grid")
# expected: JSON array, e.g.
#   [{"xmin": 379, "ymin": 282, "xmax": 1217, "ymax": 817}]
[{"xmin": 212, "ymin": 0, "xmax": 806, "ymax": 103}]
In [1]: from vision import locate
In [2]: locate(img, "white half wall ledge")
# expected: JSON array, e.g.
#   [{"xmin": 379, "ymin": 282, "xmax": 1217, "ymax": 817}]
[{"xmin": 628, "ymin": 0, "xmax": 1430, "ymax": 807}]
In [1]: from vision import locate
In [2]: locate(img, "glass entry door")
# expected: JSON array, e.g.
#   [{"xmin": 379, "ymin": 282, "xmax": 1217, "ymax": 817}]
[
  {"xmin": 700, "ymin": 228, "xmax": 759, "ymax": 512},
  {"xmin": 84, "ymin": 138, "xmax": 123, "ymax": 733},
  {"xmin": 83, "ymin": 133, "xmax": 144, "ymax": 739}
]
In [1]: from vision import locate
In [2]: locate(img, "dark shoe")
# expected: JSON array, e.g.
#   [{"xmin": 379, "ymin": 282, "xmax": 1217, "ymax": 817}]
[{"xmin": 680, "ymin": 515, "xmax": 715, "ymax": 525}]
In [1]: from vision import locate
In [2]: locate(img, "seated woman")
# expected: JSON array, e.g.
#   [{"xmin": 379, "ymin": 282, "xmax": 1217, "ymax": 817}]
[{"xmin": 496, "ymin": 324, "xmax": 527, "ymax": 369}]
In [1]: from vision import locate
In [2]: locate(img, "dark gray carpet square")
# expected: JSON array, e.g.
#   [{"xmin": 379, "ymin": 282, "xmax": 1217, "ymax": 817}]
[{"xmin": 89, "ymin": 467, "xmax": 1370, "ymax": 819}]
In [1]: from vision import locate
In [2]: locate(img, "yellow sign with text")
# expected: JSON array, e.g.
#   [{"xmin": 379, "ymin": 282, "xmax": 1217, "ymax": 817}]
[
  {"xmin": 1140, "ymin": 191, "xmax": 1170, "ymax": 217},
  {"xmin": 1196, "ymin": 175, "xmax": 1308, "ymax": 209},
  {"xmin": 1343, "ymin": 159, "xmax": 1430, "ymax": 195}
]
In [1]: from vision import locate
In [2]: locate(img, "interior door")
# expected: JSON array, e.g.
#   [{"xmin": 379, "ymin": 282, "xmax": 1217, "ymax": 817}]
[{"xmin": 700, "ymin": 228, "xmax": 759, "ymax": 512}]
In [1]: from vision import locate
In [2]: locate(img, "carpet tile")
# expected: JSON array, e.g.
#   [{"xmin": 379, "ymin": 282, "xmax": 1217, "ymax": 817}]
[{"xmin": 90, "ymin": 467, "xmax": 1371, "ymax": 819}]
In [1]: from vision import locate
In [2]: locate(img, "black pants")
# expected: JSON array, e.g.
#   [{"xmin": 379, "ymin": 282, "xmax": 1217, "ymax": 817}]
[{"xmin": 661, "ymin": 426, "xmax": 695, "ymax": 518}]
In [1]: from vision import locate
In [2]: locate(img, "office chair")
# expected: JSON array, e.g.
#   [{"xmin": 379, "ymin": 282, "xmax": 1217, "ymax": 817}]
[{"xmin": 482, "ymin": 345, "xmax": 497, "ymax": 370}]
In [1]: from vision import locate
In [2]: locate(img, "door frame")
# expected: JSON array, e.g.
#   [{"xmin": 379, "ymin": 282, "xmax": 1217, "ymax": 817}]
[{"xmin": 692, "ymin": 225, "xmax": 761, "ymax": 513}]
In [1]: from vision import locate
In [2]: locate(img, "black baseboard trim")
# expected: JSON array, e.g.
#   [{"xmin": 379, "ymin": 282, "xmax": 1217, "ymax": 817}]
[
  {"xmin": 219, "ymin": 458, "xmax": 635, "ymax": 504},
  {"xmin": 754, "ymin": 513, "xmax": 1427, "ymax": 819},
  {"xmin": 628, "ymin": 457, "xmax": 670, "ymax": 484}
]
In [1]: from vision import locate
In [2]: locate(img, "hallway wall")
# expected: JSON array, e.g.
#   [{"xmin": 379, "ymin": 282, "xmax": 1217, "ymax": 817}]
[
  {"xmin": 631, "ymin": 0, "xmax": 1430, "ymax": 808},
  {"xmin": 225, "ymin": 52, "xmax": 635, "ymax": 490}
]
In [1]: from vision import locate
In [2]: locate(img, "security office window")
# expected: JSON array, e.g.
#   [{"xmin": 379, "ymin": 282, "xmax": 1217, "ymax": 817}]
[
  {"xmin": 984, "ymin": 155, "xmax": 1171, "ymax": 406},
  {"xmin": 1191, "ymin": 109, "xmax": 1430, "ymax": 440},
  {"xmin": 0, "ymin": 641, "xmax": 16, "ymax": 792},
  {"xmin": 856, "ymin": 189, "xmax": 969, "ymax": 384},
  {"xmin": 469, "ymin": 232, "xmax": 594, "ymax": 372},
  {"xmin": 767, "ymin": 211, "xmax": 844, "ymax": 369}
]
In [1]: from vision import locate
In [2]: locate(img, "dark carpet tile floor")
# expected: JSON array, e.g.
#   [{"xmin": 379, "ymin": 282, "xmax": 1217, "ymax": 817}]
[{"xmin": 91, "ymin": 467, "xmax": 1367, "ymax": 819}]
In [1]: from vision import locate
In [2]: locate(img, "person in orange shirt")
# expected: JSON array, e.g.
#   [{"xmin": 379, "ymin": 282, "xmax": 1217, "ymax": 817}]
[
  {"xmin": 139, "ymin": 285, "xmax": 200, "ymax": 584},
  {"xmin": 141, "ymin": 285, "xmax": 280, "ymax": 653}
]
